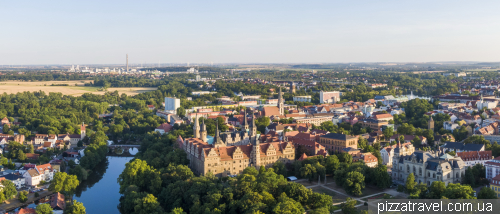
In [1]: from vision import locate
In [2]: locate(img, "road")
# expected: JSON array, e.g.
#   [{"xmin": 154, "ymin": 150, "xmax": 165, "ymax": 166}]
[{"xmin": 0, "ymin": 185, "xmax": 53, "ymax": 212}]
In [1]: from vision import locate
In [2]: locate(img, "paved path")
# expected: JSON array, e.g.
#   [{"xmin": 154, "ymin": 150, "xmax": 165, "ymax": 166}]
[{"xmin": 306, "ymin": 181, "xmax": 409, "ymax": 212}]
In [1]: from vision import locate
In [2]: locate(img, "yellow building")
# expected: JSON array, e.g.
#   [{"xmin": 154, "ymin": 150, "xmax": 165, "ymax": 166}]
[{"xmin": 490, "ymin": 174, "xmax": 500, "ymax": 198}]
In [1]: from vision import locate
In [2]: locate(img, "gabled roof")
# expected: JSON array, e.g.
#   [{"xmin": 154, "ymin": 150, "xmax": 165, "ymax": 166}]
[
  {"xmin": 50, "ymin": 192, "xmax": 66, "ymax": 210},
  {"xmin": 26, "ymin": 169, "xmax": 39, "ymax": 177},
  {"xmin": 16, "ymin": 208, "xmax": 36, "ymax": 214}
]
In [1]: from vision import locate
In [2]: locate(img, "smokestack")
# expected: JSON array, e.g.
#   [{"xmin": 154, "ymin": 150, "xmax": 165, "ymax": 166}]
[{"xmin": 126, "ymin": 54, "xmax": 129, "ymax": 72}]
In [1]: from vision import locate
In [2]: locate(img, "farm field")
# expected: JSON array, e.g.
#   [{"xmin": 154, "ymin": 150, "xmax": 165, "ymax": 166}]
[{"xmin": 0, "ymin": 81, "xmax": 157, "ymax": 96}]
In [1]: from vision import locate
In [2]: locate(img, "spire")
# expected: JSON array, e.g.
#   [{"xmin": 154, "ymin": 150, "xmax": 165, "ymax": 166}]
[
  {"xmin": 252, "ymin": 113, "xmax": 256, "ymax": 127},
  {"xmin": 243, "ymin": 109, "xmax": 248, "ymax": 126},
  {"xmin": 201, "ymin": 117, "xmax": 206, "ymax": 131}
]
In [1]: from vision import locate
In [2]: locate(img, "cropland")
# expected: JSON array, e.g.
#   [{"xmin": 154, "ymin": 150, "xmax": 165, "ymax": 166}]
[{"xmin": 0, "ymin": 81, "xmax": 157, "ymax": 96}]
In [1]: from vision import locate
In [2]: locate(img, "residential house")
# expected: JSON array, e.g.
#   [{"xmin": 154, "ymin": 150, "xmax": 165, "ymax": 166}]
[
  {"xmin": 1, "ymin": 173, "xmax": 25, "ymax": 189},
  {"xmin": 456, "ymin": 151, "xmax": 493, "ymax": 167},
  {"xmin": 155, "ymin": 123, "xmax": 173, "ymax": 135},
  {"xmin": 50, "ymin": 192, "xmax": 66, "ymax": 212},
  {"xmin": 16, "ymin": 208, "xmax": 36, "ymax": 214},
  {"xmin": 443, "ymin": 121, "xmax": 460, "ymax": 131},
  {"xmin": 23, "ymin": 169, "xmax": 41, "ymax": 187},
  {"xmin": 319, "ymin": 133, "xmax": 359, "ymax": 153},
  {"xmin": 353, "ymin": 153, "xmax": 378, "ymax": 168},
  {"xmin": 489, "ymin": 174, "xmax": 500, "ymax": 198},
  {"xmin": 485, "ymin": 156, "xmax": 500, "ymax": 181}
]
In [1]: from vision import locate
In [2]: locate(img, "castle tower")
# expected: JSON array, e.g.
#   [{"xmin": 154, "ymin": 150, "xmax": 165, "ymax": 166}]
[
  {"xmin": 428, "ymin": 116, "xmax": 434, "ymax": 130},
  {"xmin": 213, "ymin": 123, "xmax": 225, "ymax": 148},
  {"xmin": 193, "ymin": 114, "xmax": 200, "ymax": 138},
  {"xmin": 290, "ymin": 83, "xmax": 296, "ymax": 93},
  {"xmin": 278, "ymin": 87, "xmax": 284, "ymax": 115},
  {"xmin": 200, "ymin": 118, "xmax": 207, "ymax": 142},
  {"xmin": 243, "ymin": 109, "xmax": 249, "ymax": 131},
  {"xmin": 80, "ymin": 122, "xmax": 86, "ymax": 140},
  {"xmin": 250, "ymin": 137, "xmax": 261, "ymax": 168},
  {"xmin": 250, "ymin": 114, "xmax": 257, "ymax": 137}
]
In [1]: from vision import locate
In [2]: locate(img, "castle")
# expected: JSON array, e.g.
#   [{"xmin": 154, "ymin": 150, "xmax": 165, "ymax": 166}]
[{"xmin": 177, "ymin": 113, "xmax": 295, "ymax": 177}]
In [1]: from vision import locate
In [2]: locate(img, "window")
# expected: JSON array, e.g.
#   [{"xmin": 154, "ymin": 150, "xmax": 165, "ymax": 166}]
[{"xmin": 447, "ymin": 174, "xmax": 450, "ymax": 178}]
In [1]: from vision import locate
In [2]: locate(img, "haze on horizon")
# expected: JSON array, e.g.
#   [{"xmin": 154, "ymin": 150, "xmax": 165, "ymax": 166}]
[{"xmin": 1, "ymin": 0, "xmax": 499, "ymax": 65}]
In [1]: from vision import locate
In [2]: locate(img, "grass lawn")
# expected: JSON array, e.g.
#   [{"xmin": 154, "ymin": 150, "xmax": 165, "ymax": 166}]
[
  {"xmin": 359, "ymin": 186, "xmax": 384, "ymax": 197},
  {"xmin": 332, "ymin": 200, "xmax": 363, "ymax": 212}
]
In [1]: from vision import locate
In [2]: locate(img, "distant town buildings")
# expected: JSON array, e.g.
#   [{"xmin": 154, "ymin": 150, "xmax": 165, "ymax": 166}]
[{"xmin": 293, "ymin": 96, "xmax": 311, "ymax": 102}]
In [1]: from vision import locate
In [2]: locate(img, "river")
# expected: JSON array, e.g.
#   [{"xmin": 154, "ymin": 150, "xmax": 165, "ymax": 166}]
[{"xmin": 73, "ymin": 155, "xmax": 134, "ymax": 214}]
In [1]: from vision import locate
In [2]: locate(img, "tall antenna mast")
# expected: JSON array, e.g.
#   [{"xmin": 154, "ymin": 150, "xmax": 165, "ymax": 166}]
[{"xmin": 126, "ymin": 54, "xmax": 129, "ymax": 73}]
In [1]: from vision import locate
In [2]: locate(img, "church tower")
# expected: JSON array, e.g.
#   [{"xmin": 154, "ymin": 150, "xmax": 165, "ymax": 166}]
[
  {"xmin": 193, "ymin": 114, "xmax": 200, "ymax": 138},
  {"xmin": 278, "ymin": 87, "xmax": 284, "ymax": 115},
  {"xmin": 200, "ymin": 117, "xmax": 207, "ymax": 142},
  {"xmin": 80, "ymin": 122, "xmax": 86, "ymax": 140},
  {"xmin": 428, "ymin": 116, "xmax": 434, "ymax": 130}
]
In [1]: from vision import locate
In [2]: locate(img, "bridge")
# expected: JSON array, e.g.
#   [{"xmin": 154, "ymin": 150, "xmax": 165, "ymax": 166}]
[{"xmin": 107, "ymin": 145, "xmax": 140, "ymax": 156}]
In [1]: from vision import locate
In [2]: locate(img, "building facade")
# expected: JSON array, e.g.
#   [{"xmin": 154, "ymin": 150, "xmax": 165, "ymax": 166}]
[
  {"xmin": 164, "ymin": 97, "xmax": 181, "ymax": 112},
  {"xmin": 392, "ymin": 148, "xmax": 466, "ymax": 186},
  {"xmin": 178, "ymin": 114, "xmax": 295, "ymax": 177},
  {"xmin": 318, "ymin": 133, "xmax": 358, "ymax": 153},
  {"xmin": 319, "ymin": 91, "xmax": 341, "ymax": 104}
]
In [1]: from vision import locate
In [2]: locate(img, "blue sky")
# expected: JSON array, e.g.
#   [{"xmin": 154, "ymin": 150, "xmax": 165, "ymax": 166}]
[{"xmin": 1, "ymin": 0, "xmax": 499, "ymax": 64}]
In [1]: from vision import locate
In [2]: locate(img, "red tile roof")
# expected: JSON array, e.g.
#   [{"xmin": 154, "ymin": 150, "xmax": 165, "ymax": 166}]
[
  {"xmin": 262, "ymin": 106, "xmax": 281, "ymax": 117},
  {"xmin": 456, "ymin": 151, "xmax": 492, "ymax": 161},
  {"xmin": 16, "ymin": 208, "xmax": 36, "ymax": 214}
]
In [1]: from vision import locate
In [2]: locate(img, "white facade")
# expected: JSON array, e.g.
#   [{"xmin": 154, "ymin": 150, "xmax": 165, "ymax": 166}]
[
  {"xmin": 164, "ymin": 97, "xmax": 181, "ymax": 112},
  {"xmin": 319, "ymin": 91, "xmax": 341, "ymax": 104},
  {"xmin": 486, "ymin": 157, "xmax": 500, "ymax": 181},
  {"xmin": 293, "ymin": 96, "xmax": 311, "ymax": 102}
]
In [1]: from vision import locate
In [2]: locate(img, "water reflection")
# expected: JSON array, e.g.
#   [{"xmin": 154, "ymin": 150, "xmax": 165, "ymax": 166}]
[
  {"xmin": 74, "ymin": 158, "xmax": 109, "ymax": 197},
  {"xmin": 128, "ymin": 148, "xmax": 138, "ymax": 155},
  {"xmin": 74, "ymin": 157, "xmax": 133, "ymax": 214}
]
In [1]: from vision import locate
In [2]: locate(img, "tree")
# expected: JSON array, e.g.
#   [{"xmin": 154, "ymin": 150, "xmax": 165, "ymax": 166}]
[
  {"xmin": 340, "ymin": 197, "xmax": 357, "ymax": 214},
  {"xmin": 443, "ymin": 183, "xmax": 476, "ymax": 199},
  {"xmin": 49, "ymin": 172, "xmax": 80, "ymax": 194},
  {"xmin": 17, "ymin": 150, "xmax": 26, "ymax": 161},
  {"xmin": 18, "ymin": 191, "xmax": 28, "ymax": 203},
  {"xmin": 325, "ymin": 155, "xmax": 340, "ymax": 175},
  {"xmin": 36, "ymin": 203, "xmax": 53, "ymax": 214},
  {"xmin": 118, "ymin": 159, "xmax": 162, "ymax": 195},
  {"xmin": 65, "ymin": 200, "xmax": 86, "ymax": 214},
  {"xmin": 383, "ymin": 127, "xmax": 394, "ymax": 141},
  {"xmin": 272, "ymin": 161, "xmax": 287, "ymax": 177},
  {"xmin": 300, "ymin": 164, "xmax": 317, "ymax": 182},
  {"xmin": 373, "ymin": 165, "xmax": 391, "ymax": 189},
  {"xmin": 27, "ymin": 144, "xmax": 35, "ymax": 154},
  {"xmin": 411, "ymin": 136, "xmax": 422, "ymax": 148},
  {"xmin": 176, "ymin": 107, "xmax": 186, "ymax": 117},
  {"xmin": 358, "ymin": 136, "xmax": 367, "ymax": 150},
  {"xmin": 169, "ymin": 208, "xmax": 187, "ymax": 214},
  {"xmin": 405, "ymin": 173, "xmax": 416, "ymax": 194},
  {"xmin": 398, "ymin": 123, "xmax": 415, "ymax": 135},
  {"xmin": 272, "ymin": 193, "xmax": 305, "ymax": 214},
  {"xmin": 477, "ymin": 187, "xmax": 498, "ymax": 199},
  {"xmin": 133, "ymin": 194, "xmax": 163, "ymax": 214},
  {"xmin": 340, "ymin": 152, "xmax": 353, "ymax": 164},
  {"xmin": 344, "ymin": 171, "xmax": 365, "ymax": 196},
  {"xmin": 428, "ymin": 181, "xmax": 446, "ymax": 199},
  {"xmin": 1, "ymin": 180, "xmax": 17, "ymax": 200}
]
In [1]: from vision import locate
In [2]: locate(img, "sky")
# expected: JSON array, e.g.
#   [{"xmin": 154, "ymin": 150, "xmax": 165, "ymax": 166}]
[{"xmin": 1, "ymin": 0, "xmax": 499, "ymax": 65}]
